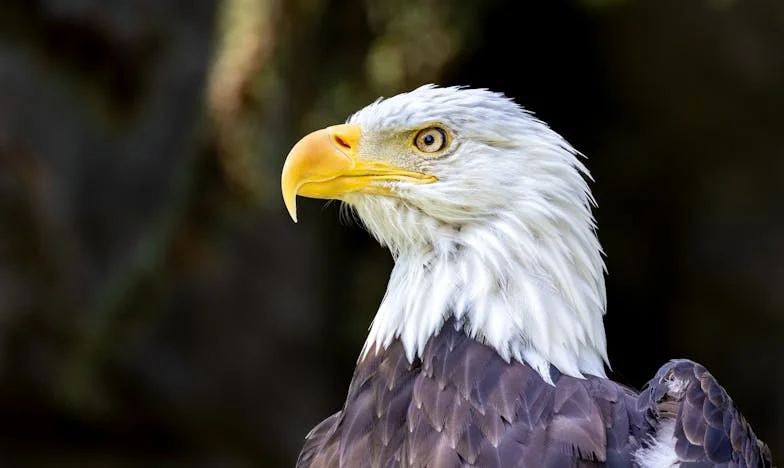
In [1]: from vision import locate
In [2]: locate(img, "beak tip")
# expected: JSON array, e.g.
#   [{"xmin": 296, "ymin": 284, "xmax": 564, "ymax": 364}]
[
  {"xmin": 285, "ymin": 200, "xmax": 298, "ymax": 223},
  {"xmin": 282, "ymin": 173, "xmax": 298, "ymax": 223}
]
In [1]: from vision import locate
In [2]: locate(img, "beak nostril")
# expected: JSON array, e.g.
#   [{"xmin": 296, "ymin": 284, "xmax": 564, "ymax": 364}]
[{"xmin": 333, "ymin": 135, "xmax": 351, "ymax": 150}]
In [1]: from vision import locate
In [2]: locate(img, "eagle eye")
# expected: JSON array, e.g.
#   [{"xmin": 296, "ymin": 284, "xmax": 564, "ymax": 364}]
[{"xmin": 413, "ymin": 127, "xmax": 448, "ymax": 153}]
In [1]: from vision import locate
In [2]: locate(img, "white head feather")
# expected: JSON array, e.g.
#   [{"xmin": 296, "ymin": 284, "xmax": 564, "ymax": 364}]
[{"xmin": 342, "ymin": 85, "xmax": 608, "ymax": 382}]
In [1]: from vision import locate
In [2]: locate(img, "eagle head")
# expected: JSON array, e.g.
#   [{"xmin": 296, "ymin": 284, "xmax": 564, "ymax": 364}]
[{"xmin": 282, "ymin": 85, "xmax": 608, "ymax": 383}]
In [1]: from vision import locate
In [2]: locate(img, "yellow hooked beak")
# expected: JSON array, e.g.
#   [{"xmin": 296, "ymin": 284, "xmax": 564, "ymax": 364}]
[{"xmin": 281, "ymin": 124, "xmax": 436, "ymax": 222}]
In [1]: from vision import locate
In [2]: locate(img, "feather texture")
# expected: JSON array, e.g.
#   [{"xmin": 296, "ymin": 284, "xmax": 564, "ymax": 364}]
[
  {"xmin": 344, "ymin": 86, "xmax": 608, "ymax": 382},
  {"xmin": 298, "ymin": 319, "xmax": 648, "ymax": 467},
  {"xmin": 298, "ymin": 327, "xmax": 772, "ymax": 467},
  {"xmin": 635, "ymin": 360, "xmax": 773, "ymax": 468}
]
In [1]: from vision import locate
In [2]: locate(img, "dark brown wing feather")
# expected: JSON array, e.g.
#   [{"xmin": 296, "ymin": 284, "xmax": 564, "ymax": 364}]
[
  {"xmin": 297, "ymin": 412, "xmax": 341, "ymax": 467},
  {"xmin": 297, "ymin": 324, "xmax": 773, "ymax": 468},
  {"xmin": 637, "ymin": 359, "xmax": 773, "ymax": 467},
  {"xmin": 296, "ymin": 318, "xmax": 650, "ymax": 467}
]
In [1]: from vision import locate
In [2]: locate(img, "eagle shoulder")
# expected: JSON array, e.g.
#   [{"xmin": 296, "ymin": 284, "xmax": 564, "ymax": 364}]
[
  {"xmin": 296, "ymin": 412, "xmax": 341, "ymax": 468},
  {"xmin": 635, "ymin": 359, "xmax": 773, "ymax": 467}
]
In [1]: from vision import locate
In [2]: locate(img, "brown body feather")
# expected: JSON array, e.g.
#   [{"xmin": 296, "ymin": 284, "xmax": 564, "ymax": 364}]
[{"xmin": 297, "ymin": 318, "xmax": 771, "ymax": 467}]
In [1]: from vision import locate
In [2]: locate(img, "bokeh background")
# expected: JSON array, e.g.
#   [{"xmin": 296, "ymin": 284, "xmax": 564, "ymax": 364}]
[{"xmin": 0, "ymin": 0, "xmax": 782, "ymax": 466}]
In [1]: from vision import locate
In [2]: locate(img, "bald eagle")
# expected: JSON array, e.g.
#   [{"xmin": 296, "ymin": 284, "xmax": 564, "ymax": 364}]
[{"xmin": 281, "ymin": 86, "xmax": 772, "ymax": 467}]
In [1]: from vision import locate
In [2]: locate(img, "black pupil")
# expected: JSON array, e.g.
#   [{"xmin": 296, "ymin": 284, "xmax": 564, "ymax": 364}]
[{"xmin": 423, "ymin": 133, "xmax": 435, "ymax": 146}]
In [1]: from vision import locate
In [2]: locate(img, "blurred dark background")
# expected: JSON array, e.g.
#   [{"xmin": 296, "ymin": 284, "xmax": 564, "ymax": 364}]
[{"xmin": 0, "ymin": 0, "xmax": 781, "ymax": 466}]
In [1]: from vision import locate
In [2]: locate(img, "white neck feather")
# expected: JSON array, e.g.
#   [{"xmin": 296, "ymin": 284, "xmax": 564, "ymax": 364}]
[
  {"xmin": 343, "ymin": 85, "xmax": 609, "ymax": 383},
  {"xmin": 354, "ymin": 192, "xmax": 608, "ymax": 383}
]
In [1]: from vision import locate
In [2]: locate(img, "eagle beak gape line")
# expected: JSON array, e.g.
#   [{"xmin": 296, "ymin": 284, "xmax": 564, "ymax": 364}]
[{"xmin": 281, "ymin": 123, "xmax": 436, "ymax": 222}]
